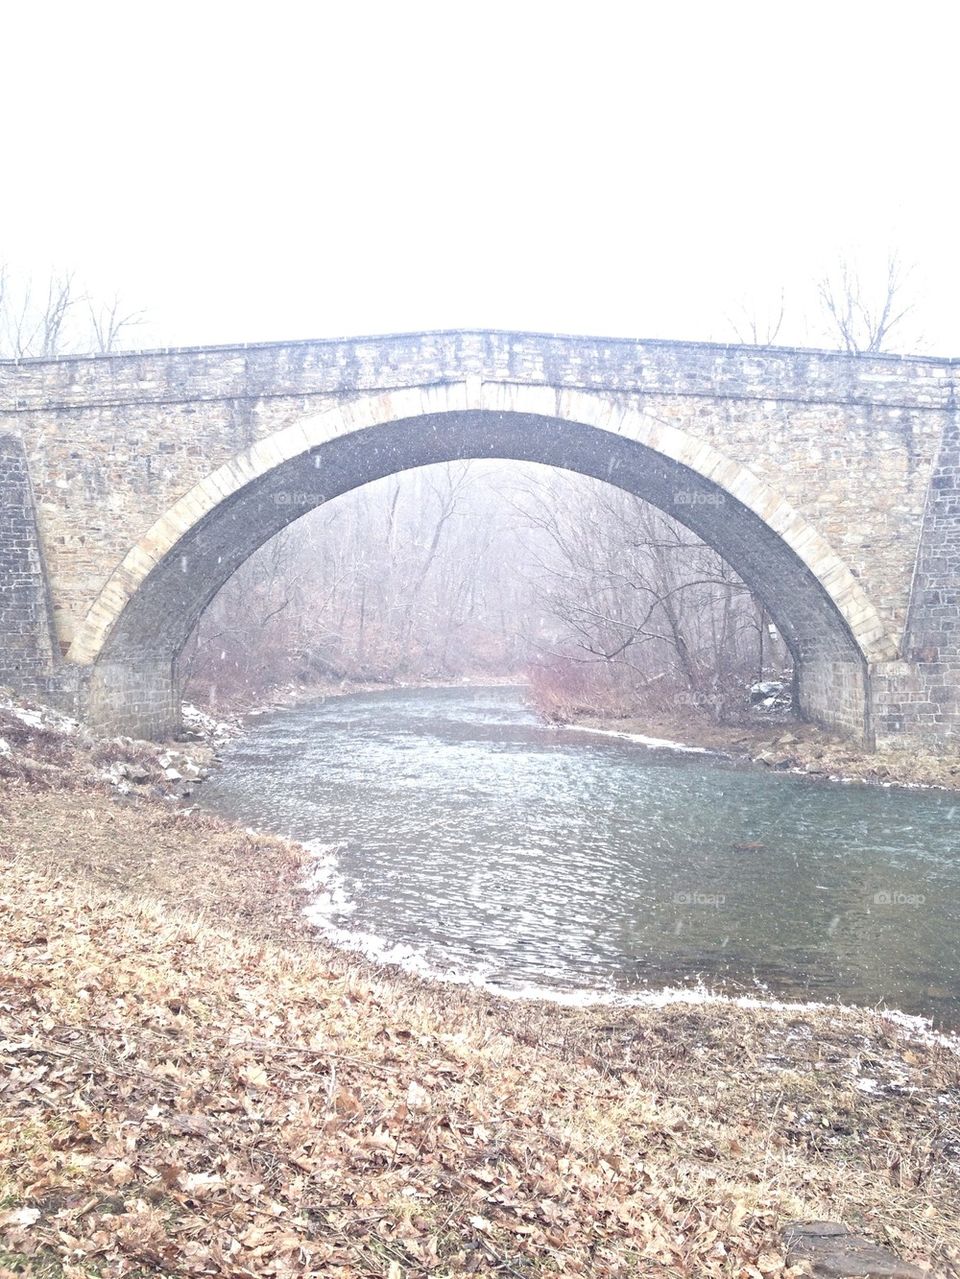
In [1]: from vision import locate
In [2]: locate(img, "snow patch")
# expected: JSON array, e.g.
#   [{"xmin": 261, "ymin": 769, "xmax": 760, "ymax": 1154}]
[
  {"xmin": 0, "ymin": 694, "xmax": 80, "ymax": 736},
  {"xmin": 181, "ymin": 702, "xmax": 241, "ymax": 745},
  {"xmin": 558, "ymin": 723, "xmax": 714, "ymax": 755}
]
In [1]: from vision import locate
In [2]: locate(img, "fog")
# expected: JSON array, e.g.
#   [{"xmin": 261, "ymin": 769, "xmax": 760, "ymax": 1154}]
[{"xmin": 2, "ymin": 2, "xmax": 957, "ymax": 353}]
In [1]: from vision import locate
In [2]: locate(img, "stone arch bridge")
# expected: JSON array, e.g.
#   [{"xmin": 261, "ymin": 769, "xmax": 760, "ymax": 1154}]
[{"xmin": 1, "ymin": 330, "xmax": 958, "ymax": 749}]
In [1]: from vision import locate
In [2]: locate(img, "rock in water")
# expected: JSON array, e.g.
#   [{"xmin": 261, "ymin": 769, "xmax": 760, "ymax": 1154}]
[{"xmin": 782, "ymin": 1221, "xmax": 928, "ymax": 1278}]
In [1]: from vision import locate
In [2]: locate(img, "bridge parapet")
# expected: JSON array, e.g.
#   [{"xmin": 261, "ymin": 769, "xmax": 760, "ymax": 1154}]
[{"xmin": 1, "ymin": 330, "xmax": 955, "ymax": 412}]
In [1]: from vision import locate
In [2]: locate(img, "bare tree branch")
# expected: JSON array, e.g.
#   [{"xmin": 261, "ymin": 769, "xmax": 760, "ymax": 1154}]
[
  {"xmin": 728, "ymin": 288, "xmax": 786, "ymax": 345},
  {"xmin": 817, "ymin": 253, "xmax": 915, "ymax": 354},
  {"xmin": 0, "ymin": 265, "xmax": 146, "ymax": 358}
]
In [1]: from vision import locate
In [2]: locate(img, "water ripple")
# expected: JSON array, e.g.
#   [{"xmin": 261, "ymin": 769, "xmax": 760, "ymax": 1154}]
[{"xmin": 198, "ymin": 686, "xmax": 960, "ymax": 1026}]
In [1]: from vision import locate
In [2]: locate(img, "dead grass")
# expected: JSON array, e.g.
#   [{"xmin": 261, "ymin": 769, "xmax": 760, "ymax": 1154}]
[{"xmin": 1, "ymin": 781, "xmax": 959, "ymax": 1277}]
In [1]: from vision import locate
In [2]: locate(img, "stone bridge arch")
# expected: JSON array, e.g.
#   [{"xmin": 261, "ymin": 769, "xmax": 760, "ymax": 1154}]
[{"xmin": 68, "ymin": 382, "xmax": 895, "ymax": 743}]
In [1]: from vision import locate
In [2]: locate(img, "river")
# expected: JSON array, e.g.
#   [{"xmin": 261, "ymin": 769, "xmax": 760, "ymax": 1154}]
[{"xmin": 197, "ymin": 685, "xmax": 960, "ymax": 1026}]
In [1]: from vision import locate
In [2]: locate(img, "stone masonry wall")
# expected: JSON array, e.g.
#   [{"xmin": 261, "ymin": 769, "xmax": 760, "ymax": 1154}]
[
  {"xmin": 798, "ymin": 656, "xmax": 868, "ymax": 742},
  {"xmin": 0, "ymin": 434, "xmax": 57, "ymax": 688},
  {"xmin": 873, "ymin": 406, "xmax": 960, "ymax": 750},
  {"xmin": 85, "ymin": 657, "xmax": 178, "ymax": 740}
]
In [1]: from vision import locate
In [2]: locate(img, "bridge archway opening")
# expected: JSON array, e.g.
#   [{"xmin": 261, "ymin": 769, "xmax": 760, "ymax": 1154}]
[{"xmin": 69, "ymin": 387, "xmax": 891, "ymax": 742}]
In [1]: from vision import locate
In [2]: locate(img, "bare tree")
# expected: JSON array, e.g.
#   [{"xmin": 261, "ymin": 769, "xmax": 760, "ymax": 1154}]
[
  {"xmin": 727, "ymin": 288, "xmax": 786, "ymax": 345},
  {"xmin": 0, "ymin": 270, "xmax": 76, "ymax": 357},
  {"xmin": 0, "ymin": 266, "xmax": 144, "ymax": 357},
  {"xmin": 816, "ymin": 253, "xmax": 915, "ymax": 354},
  {"xmin": 180, "ymin": 459, "xmax": 794, "ymax": 721},
  {"xmin": 507, "ymin": 473, "xmax": 790, "ymax": 722},
  {"xmin": 88, "ymin": 292, "xmax": 145, "ymax": 353},
  {"xmin": 181, "ymin": 461, "xmax": 546, "ymax": 707}
]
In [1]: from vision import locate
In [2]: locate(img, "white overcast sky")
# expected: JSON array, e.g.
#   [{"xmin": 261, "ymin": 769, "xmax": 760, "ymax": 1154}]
[{"xmin": 3, "ymin": 1, "xmax": 958, "ymax": 354}]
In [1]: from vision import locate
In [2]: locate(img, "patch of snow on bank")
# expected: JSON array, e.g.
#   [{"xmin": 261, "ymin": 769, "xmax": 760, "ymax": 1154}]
[
  {"xmin": 181, "ymin": 702, "xmax": 241, "ymax": 744},
  {"xmin": 558, "ymin": 724, "xmax": 714, "ymax": 755},
  {"xmin": 0, "ymin": 694, "xmax": 80, "ymax": 736}
]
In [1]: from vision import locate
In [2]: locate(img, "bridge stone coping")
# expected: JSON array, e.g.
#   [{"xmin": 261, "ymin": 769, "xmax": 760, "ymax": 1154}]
[{"xmin": 2, "ymin": 330, "xmax": 954, "ymax": 413}]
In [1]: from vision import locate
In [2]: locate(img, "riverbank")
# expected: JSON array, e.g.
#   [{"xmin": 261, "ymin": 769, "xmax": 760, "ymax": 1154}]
[
  {"xmin": 2, "ymin": 710, "xmax": 959, "ymax": 1276},
  {"xmin": 562, "ymin": 708, "xmax": 960, "ymax": 792}
]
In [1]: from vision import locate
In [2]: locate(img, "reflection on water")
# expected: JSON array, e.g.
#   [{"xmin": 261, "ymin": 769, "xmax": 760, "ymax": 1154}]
[{"xmin": 198, "ymin": 686, "xmax": 960, "ymax": 1025}]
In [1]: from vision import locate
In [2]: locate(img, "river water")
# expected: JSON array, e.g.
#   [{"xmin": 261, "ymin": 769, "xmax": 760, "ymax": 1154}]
[{"xmin": 197, "ymin": 685, "xmax": 960, "ymax": 1026}]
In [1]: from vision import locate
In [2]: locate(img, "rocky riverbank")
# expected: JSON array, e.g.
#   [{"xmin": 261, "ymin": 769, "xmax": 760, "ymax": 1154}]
[
  {"xmin": 566, "ymin": 709, "xmax": 960, "ymax": 792},
  {"xmin": 0, "ymin": 691, "xmax": 238, "ymax": 806}
]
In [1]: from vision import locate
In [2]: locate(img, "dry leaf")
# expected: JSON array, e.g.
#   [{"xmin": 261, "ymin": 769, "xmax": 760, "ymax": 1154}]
[
  {"xmin": 240, "ymin": 1061, "xmax": 269, "ymax": 1088},
  {"xmin": 333, "ymin": 1085, "xmax": 363, "ymax": 1115},
  {"xmin": 0, "ymin": 1206, "xmax": 41, "ymax": 1227},
  {"xmin": 406, "ymin": 1080, "xmax": 430, "ymax": 1111},
  {"xmin": 109, "ymin": 1161, "xmax": 134, "ymax": 1187}
]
